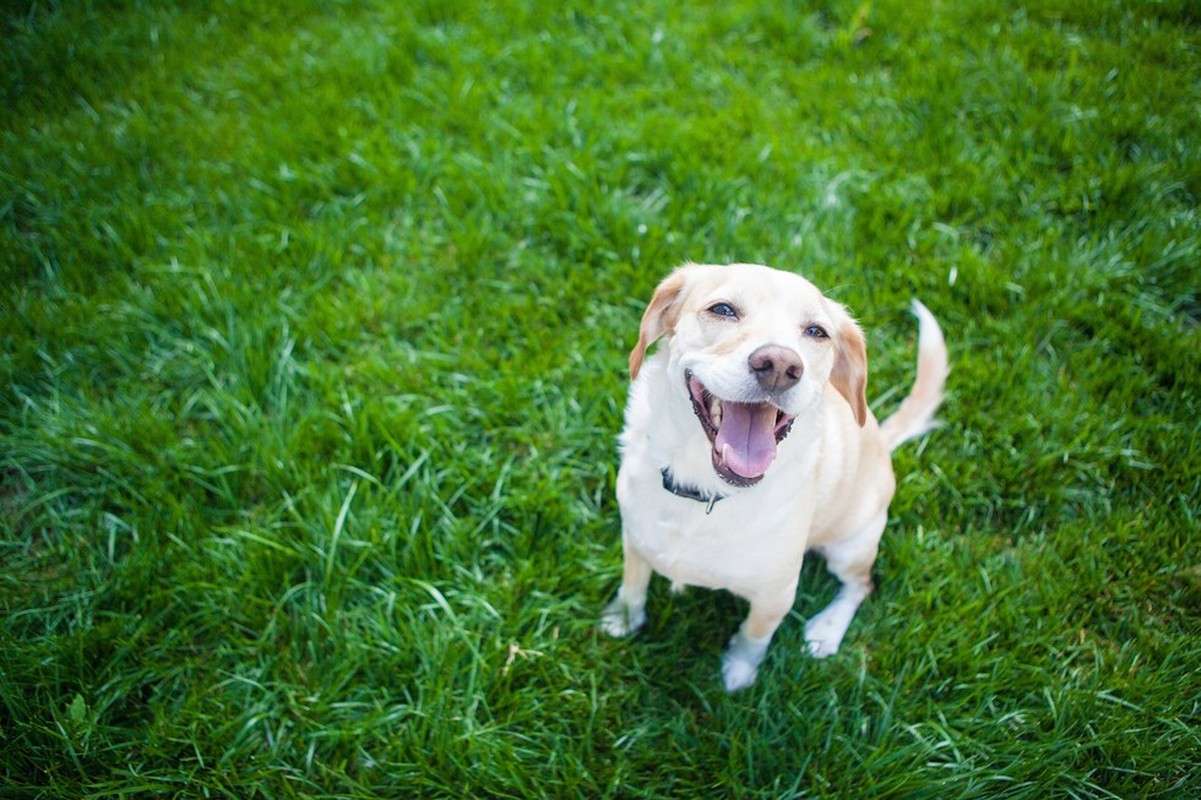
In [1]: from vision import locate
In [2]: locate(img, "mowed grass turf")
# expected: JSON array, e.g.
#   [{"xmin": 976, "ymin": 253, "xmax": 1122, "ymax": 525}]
[{"xmin": 1, "ymin": 0, "xmax": 1198, "ymax": 797}]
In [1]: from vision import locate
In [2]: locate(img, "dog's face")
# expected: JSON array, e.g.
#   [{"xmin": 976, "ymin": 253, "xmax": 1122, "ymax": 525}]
[{"xmin": 630, "ymin": 263, "xmax": 868, "ymax": 487}]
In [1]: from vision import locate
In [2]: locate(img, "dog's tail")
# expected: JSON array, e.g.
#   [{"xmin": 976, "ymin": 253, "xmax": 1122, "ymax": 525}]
[{"xmin": 879, "ymin": 300, "xmax": 948, "ymax": 452}]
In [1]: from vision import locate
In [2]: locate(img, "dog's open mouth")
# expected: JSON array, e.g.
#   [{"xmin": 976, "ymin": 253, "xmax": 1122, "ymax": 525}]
[{"xmin": 686, "ymin": 371, "xmax": 795, "ymax": 487}]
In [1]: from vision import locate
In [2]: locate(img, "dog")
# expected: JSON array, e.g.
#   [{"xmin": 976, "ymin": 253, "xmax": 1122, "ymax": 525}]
[{"xmin": 601, "ymin": 262, "xmax": 948, "ymax": 691}]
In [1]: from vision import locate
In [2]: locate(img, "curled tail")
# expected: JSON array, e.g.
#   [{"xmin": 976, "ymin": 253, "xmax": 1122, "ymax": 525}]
[{"xmin": 880, "ymin": 300, "xmax": 949, "ymax": 451}]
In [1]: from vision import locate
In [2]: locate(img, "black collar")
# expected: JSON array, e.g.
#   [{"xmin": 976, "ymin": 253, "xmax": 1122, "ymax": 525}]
[{"xmin": 660, "ymin": 467, "xmax": 724, "ymax": 514}]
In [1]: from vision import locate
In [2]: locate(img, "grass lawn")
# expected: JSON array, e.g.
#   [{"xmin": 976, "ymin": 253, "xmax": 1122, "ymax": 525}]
[{"xmin": 2, "ymin": 0, "xmax": 1198, "ymax": 796}]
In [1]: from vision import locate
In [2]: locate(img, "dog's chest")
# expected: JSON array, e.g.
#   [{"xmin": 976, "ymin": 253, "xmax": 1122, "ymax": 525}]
[{"xmin": 624, "ymin": 494, "xmax": 807, "ymax": 594}]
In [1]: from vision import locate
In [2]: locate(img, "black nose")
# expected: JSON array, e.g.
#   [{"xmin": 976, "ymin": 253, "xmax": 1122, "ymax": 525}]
[{"xmin": 749, "ymin": 345, "xmax": 803, "ymax": 391}]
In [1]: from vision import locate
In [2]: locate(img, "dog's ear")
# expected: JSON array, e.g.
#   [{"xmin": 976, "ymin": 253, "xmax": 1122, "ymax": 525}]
[
  {"xmin": 629, "ymin": 266, "xmax": 691, "ymax": 379},
  {"xmin": 829, "ymin": 305, "xmax": 869, "ymax": 426}
]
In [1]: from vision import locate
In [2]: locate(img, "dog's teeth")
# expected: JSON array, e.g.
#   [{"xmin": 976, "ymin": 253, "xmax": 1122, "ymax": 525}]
[
  {"xmin": 710, "ymin": 398, "xmax": 722, "ymax": 428},
  {"xmin": 719, "ymin": 443, "xmax": 730, "ymax": 467}
]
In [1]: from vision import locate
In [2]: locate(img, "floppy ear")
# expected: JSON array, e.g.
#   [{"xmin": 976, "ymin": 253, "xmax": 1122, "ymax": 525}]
[
  {"xmin": 629, "ymin": 267, "xmax": 690, "ymax": 379},
  {"xmin": 829, "ymin": 305, "xmax": 869, "ymax": 426}
]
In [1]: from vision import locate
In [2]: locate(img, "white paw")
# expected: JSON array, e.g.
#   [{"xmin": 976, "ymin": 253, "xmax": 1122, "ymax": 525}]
[
  {"xmin": 805, "ymin": 635, "xmax": 841, "ymax": 659},
  {"xmin": 803, "ymin": 612, "xmax": 847, "ymax": 659},
  {"xmin": 721, "ymin": 651, "xmax": 760, "ymax": 692},
  {"xmin": 804, "ymin": 585, "xmax": 869, "ymax": 659},
  {"xmin": 721, "ymin": 630, "xmax": 771, "ymax": 692},
  {"xmin": 600, "ymin": 597, "xmax": 646, "ymax": 638}
]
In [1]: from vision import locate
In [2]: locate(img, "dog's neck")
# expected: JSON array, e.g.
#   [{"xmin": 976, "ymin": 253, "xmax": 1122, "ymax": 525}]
[{"xmin": 660, "ymin": 467, "xmax": 724, "ymax": 514}]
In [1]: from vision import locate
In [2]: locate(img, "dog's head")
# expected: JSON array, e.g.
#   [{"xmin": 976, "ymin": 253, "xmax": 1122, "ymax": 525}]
[{"xmin": 630, "ymin": 263, "xmax": 868, "ymax": 487}]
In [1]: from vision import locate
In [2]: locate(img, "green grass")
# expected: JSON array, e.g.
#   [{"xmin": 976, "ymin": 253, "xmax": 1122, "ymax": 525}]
[{"xmin": 2, "ymin": 0, "xmax": 1198, "ymax": 796}]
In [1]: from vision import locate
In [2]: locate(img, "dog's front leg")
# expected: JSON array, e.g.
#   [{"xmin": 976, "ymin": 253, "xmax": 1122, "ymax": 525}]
[
  {"xmin": 721, "ymin": 584, "xmax": 796, "ymax": 692},
  {"xmin": 600, "ymin": 539, "xmax": 652, "ymax": 637},
  {"xmin": 804, "ymin": 512, "xmax": 885, "ymax": 658}
]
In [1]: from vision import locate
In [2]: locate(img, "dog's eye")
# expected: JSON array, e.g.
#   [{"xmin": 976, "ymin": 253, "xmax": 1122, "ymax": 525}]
[
  {"xmin": 708, "ymin": 303, "xmax": 739, "ymax": 319},
  {"xmin": 804, "ymin": 324, "xmax": 829, "ymax": 340}
]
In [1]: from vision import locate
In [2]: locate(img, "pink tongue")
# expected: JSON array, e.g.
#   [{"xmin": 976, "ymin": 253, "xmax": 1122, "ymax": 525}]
[{"xmin": 714, "ymin": 402, "xmax": 779, "ymax": 479}]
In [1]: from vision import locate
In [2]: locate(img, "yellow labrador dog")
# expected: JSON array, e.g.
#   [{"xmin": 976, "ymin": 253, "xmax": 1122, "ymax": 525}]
[{"xmin": 601, "ymin": 262, "xmax": 948, "ymax": 691}]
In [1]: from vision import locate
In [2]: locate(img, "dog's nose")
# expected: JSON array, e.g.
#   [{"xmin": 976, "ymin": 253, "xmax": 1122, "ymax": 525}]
[{"xmin": 749, "ymin": 345, "xmax": 803, "ymax": 391}]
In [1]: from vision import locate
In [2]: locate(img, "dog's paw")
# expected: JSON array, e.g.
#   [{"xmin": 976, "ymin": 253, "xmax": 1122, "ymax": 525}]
[
  {"xmin": 803, "ymin": 612, "xmax": 847, "ymax": 659},
  {"xmin": 721, "ymin": 630, "xmax": 771, "ymax": 692},
  {"xmin": 600, "ymin": 597, "xmax": 646, "ymax": 638},
  {"xmin": 804, "ymin": 636, "xmax": 841, "ymax": 659},
  {"xmin": 720, "ymin": 651, "xmax": 760, "ymax": 692}
]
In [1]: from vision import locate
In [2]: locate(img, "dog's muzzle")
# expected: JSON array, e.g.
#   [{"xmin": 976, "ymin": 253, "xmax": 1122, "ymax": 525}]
[{"xmin": 686, "ymin": 371, "xmax": 796, "ymax": 486}]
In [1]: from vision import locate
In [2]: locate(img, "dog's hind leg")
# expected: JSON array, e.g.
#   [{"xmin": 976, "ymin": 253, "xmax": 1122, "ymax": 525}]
[
  {"xmin": 804, "ymin": 512, "xmax": 886, "ymax": 658},
  {"xmin": 600, "ymin": 542, "xmax": 653, "ymax": 638}
]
